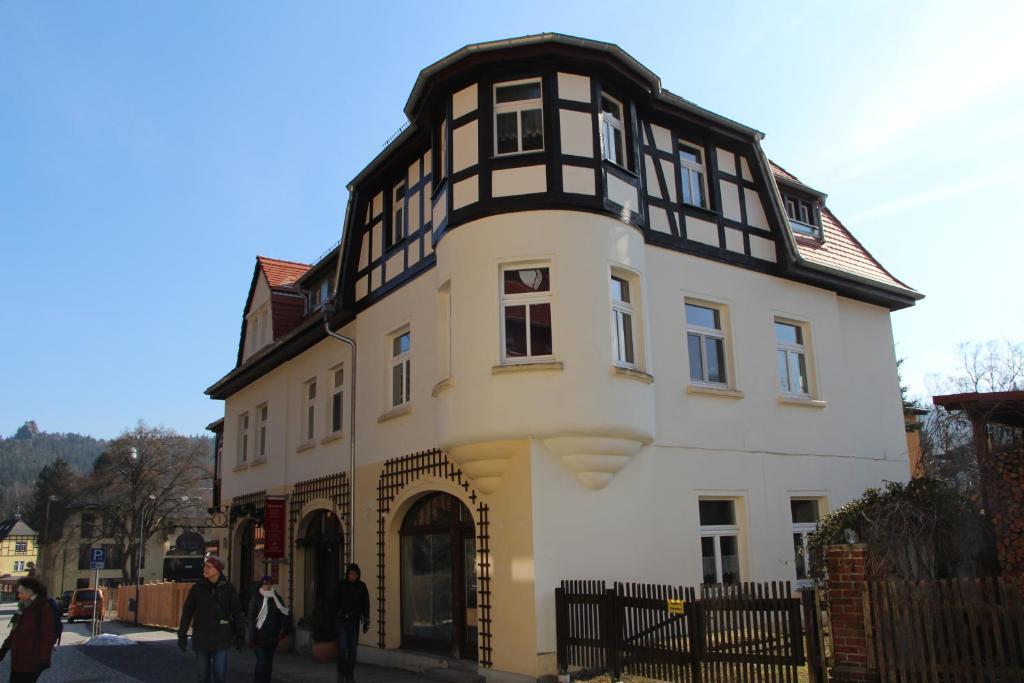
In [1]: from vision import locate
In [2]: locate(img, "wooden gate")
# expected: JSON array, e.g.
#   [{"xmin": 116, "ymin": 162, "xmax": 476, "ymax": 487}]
[
  {"xmin": 556, "ymin": 580, "xmax": 806, "ymax": 682},
  {"xmin": 866, "ymin": 577, "xmax": 1024, "ymax": 682}
]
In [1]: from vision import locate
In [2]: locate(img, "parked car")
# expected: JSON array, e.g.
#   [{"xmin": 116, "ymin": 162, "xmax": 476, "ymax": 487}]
[
  {"xmin": 66, "ymin": 587, "xmax": 104, "ymax": 622},
  {"xmin": 58, "ymin": 590, "xmax": 73, "ymax": 614}
]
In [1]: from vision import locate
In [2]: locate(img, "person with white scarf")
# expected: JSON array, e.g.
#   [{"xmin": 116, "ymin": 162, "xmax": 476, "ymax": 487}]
[{"xmin": 245, "ymin": 575, "xmax": 292, "ymax": 683}]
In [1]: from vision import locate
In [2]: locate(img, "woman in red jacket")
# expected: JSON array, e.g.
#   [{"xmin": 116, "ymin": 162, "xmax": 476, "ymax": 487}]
[{"xmin": 0, "ymin": 577, "xmax": 56, "ymax": 682}]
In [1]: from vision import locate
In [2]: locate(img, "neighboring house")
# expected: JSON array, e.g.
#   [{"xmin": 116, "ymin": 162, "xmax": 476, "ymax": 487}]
[
  {"xmin": 205, "ymin": 34, "xmax": 922, "ymax": 679},
  {"xmin": 0, "ymin": 517, "xmax": 38, "ymax": 601}
]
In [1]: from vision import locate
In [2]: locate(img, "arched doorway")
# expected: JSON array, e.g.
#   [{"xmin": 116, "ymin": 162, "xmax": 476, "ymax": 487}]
[
  {"xmin": 400, "ymin": 492, "xmax": 477, "ymax": 660},
  {"xmin": 237, "ymin": 520, "xmax": 264, "ymax": 610},
  {"xmin": 301, "ymin": 509, "xmax": 344, "ymax": 620}
]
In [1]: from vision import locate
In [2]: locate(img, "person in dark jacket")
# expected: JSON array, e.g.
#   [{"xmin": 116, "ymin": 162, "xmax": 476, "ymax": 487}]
[
  {"xmin": 333, "ymin": 563, "xmax": 370, "ymax": 683},
  {"xmin": 245, "ymin": 575, "xmax": 291, "ymax": 683},
  {"xmin": 0, "ymin": 577, "xmax": 56, "ymax": 682},
  {"xmin": 178, "ymin": 556, "xmax": 244, "ymax": 683}
]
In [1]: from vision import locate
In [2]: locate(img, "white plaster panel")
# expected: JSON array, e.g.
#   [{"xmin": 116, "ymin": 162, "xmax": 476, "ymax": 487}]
[
  {"xmin": 358, "ymin": 235, "xmax": 369, "ymax": 270},
  {"xmin": 744, "ymin": 191, "xmax": 770, "ymax": 231},
  {"xmin": 606, "ymin": 173, "xmax": 638, "ymax": 214},
  {"xmin": 423, "ymin": 232, "xmax": 433, "ymax": 256},
  {"xmin": 355, "ymin": 276, "xmax": 368, "ymax": 300},
  {"xmin": 492, "ymin": 165, "xmax": 546, "ymax": 197},
  {"xmin": 452, "ymin": 120, "xmax": 479, "ymax": 174},
  {"xmin": 562, "ymin": 165, "xmax": 595, "ymax": 196},
  {"xmin": 660, "ymin": 159, "xmax": 677, "ymax": 202},
  {"xmin": 559, "ymin": 109, "xmax": 594, "ymax": 158},
  {"xmin": 557, "ymin": 73, "xmax": 591, "ymax": 103},
  {"xmin": 422, "ymin": 151, "xmax": 431, "ymax": 177},
  {"xmin": 724, "ymin": 227, "xmax": 745, "ymax": 253},
  {"xmin": 371, "ymin": 223, "xmax": 382, "ymax": 261},
  {"xmin": 649, "ymin": 206, "xmax": 671, "ymax": 234},
  {"xmin": 371, "ymin": 265, "xmax": 382, "ymax": 290},
  {"xmin": 740, "ymin": 157, "xmax": 752, "ymax": 181},
  {"xmin": 452, "ymin": 83, "xmax": 478, "ymax": 119},
  {"xmin": 407, "ymin": 189, "xmax": 420, "ymax": 230},
  {"xmin": 452, "ymin": 175, "xmax": 479, "ymax": 210},
  {"xmin": 386, "ymin": 251, "xmax": 404, "ymax": 282},
  {"xmin": 719, "ymin": 180, "xmax": 742, "ymax": 222},
  {"xmin": 372, "ymin": 192, "xmax": 383, "ymax": 218},
  {"xmin": 432, "ymin": 189, "xmax": 447, "ymax": 229},
  {"xmin": 651, "ymin": 124, "xmax": 672, "ymax": 153},
  {"xmin": 717, "ymin": 148, "xmax": 736, "ymax": 176},
  {"xmin": 407, "ymin": 242, "xmax": 420, "ymax": 267},
  {"xmin": 686, "ymin": 216, "xmax": 719, "ymax": 247},
  {"xmin": 749, "ymin": 235, "xmax": 777, "ymax": 262},
  {"xmin": 644, "ymin": 155, "xmax": 661, "ymax": 198},
  {"xmin": 408, "ymin": 160, "xmax": 420, "ymax": 188}
]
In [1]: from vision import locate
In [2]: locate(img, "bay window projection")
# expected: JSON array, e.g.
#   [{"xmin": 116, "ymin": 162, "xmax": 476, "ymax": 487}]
[
  {"xmin": 685, "ymin": 302, "xmax": 728, "ymax": 385},
  {"xmin": 500, "ymin": 266, "xmax": 553, "ymax": 362},
  {"xmin": 494, "ymin": 79, "xmax": 544, "ymax": 155},
  {"xmin": 699, "ymin": 499, "xmax": 741, "ymax": 585},
  {"xmin": 391, "ymin": 330, "xmax": 411, "ymax": 408}
]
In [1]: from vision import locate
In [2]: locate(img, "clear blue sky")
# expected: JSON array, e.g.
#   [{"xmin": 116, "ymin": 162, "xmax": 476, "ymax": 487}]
[{"xmin": 2, "ymin": 1, "xmax": 1022, "ymax": 438}]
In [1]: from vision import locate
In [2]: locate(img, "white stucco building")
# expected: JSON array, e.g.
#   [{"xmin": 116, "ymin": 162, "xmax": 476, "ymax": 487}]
[{"xmin": 205, "ymin": 34, "xmax": 922, "ymax": 680}]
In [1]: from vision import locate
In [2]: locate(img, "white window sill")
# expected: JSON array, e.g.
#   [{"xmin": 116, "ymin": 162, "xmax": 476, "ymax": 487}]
[
  {"xmin": 778, "ymin": 395, "xmax": 827, "ymax": 409},
  {"xmin": 232, "ymin": 463, "xmax": 248, "ymax": 472},
  {"xmin": 431, "ymin": 377, "xmax": 454, "ymax": 397},
  {"xmin": 491, "ymin": 361, "xmax": 564, "ymax": 374},
  {"xmin": 612, "ymin": 366, "xmax": 654, "ymax": 384},
  {"xmin": 320, "ymin": 432, "xmax": 345, "ymax": 445},
  {"xmin": 687, "ymin": 384, "xmax": 744, "ymax": 400},
  {"xmin": 378, "ymin": 404, "xmax": 412, "ymax": 423},
  {"xmin": 295, "ymin": 441, "xmax": 316, "ymax": 453}
]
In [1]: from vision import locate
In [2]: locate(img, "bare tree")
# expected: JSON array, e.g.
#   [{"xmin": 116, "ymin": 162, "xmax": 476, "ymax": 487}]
[{"xmin": 85, "ymin": 424, "xmax": 212, "ymax": 583}]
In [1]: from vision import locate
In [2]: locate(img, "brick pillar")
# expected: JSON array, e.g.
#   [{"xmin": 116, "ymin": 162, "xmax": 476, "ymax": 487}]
[{"xmin": 825, "ymin": 544, "xmax": 877, "ymax": 683}]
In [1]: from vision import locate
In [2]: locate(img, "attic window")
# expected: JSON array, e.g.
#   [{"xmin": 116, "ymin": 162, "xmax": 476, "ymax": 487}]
[
  {"xmin": 784, "ymin": 194, "xmax": 822, "ymax": 239},
  {"xmin": 308, "ymin": 278, "xmax": 332, "ymax": 312}
]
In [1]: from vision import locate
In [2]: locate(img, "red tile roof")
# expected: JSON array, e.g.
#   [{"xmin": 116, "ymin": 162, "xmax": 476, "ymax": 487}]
[
  {"xmin": 768, "ymin": 163, "xmax": 913, "ymax": 292},
  {"xmin": 257, "ymin": 256, "xmax": 310, "ymax": 291}
]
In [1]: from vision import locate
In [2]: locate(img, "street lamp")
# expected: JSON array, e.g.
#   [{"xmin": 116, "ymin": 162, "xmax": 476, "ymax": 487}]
[{"xmin": 134, "ymin": 493, "xmax": 156, "ymax": 625}]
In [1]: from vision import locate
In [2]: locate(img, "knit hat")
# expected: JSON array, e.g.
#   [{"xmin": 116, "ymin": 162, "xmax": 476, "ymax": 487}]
[
  {"xmin": 345, "ymin": 563, "xmax": 361, "ymax": 578},
  {"xmin": 204, "ymin": 555, "xmax": 225, "ymax": 572},
  {"xmin": 260, "ymin": 574, "xmax": 273, "ymax": 584}
]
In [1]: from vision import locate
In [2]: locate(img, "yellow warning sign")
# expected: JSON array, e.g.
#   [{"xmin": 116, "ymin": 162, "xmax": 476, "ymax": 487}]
[{"xmin": 666, "ymin": 598, "xmax": 685, "ymax": 614}]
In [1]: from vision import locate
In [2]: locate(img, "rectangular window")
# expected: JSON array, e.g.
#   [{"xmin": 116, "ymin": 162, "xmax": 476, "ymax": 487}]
[
  {"xmin": 13, "ymin": 561, "xmax": 24, "ymax": 571},
  {"xmin": 775, "ymin": 320, "xmax": 810, "ymax": 396},
  {"xmin": 791, "ymin": 498, "xmax": 821, "ymax": 583},
  {"xmin": 391, "ymin": 182, "xmax": 406, "ymax": 247},
  {"xmin": 257, "ymin": 403, "xmax": 268, "ymax": 458},
  {"xmin": 784, "ymin": 194, "xmax": 821, "ymax": 238},
  {"xmin": 305, "ymin": 380, "xmax": 317, "ymax": 442},
  {"xmin": 678, "ymin": 140, "xmax": 708, "ymax": 208},
  {"xmin": 685, "ymin": 302, "xmax": 728, "ymax": 385},
  {"xmin": 494, "ymin": 79, "xmax": 544, "ymax": 155},
  {"xmin": 78, "ymin": 544, "xmax": 92, "ymax": 570},
  {"xmin": 600, "ymin": 94, "xmax": 626, "ymax": 167},
  {"xmin": 331, "ymin": 366, "xmax": 344, "ymax": 434},
  {"xmin": 501, "ymin": 265, "xmax": 553, "ymax": 362},
  {"xmin": 391, "ymin": 330, "xmax": 411, "ymax": 407},
  {"xmin": 238, "ymin": 413, "xmax": 249, "ymax": 464},
  {"xmin": 610, "ymin": 275, "xmax": 636, "ymax": 367},
  {"xmin": 14, "ymin": 541, "xmax": 27, "ymax": 555},
  {"xmin": 699, "ymin": 499, "xmax": 741, "ymax": 585},
  {"xmin": 438, "ymin": 119, "xmax": 448, "ymax": 182},
  {"xmin": 81, "ymin": 513, "xmax": 95, "ymax": 540}
]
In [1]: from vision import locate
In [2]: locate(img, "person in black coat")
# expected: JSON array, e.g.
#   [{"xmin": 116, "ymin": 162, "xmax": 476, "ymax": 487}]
[
  {"xmin": 178, "ymin": 556, "xmax": 244, "ymax": 683},
  {"xmin": 246, "ymin": 575, "xmax": 292, "ymax": 683},
  {"xmin": 333, "ymin": 563, "xmax": 370, "ymax": 683}
]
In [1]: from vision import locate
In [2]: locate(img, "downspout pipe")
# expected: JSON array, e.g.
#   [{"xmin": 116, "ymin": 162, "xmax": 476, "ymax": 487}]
[{"xmin": 323, "ymin": 309, "xmax": 356, "ymax": 565}]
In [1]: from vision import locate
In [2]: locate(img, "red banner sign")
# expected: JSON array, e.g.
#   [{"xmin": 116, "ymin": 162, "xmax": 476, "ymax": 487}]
[{"xmin": 264, "ymin": 498, "xmax": 287, "ymax": 560}]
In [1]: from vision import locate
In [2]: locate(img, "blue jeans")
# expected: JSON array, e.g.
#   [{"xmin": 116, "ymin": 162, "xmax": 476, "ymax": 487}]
[
  {"xmin": 253, "ymin": 643, "xmax": 276, "ymax": 683},
  {"xmin": 195, "ymin": 648, "xmax": 228, "ymax": 683},
  {"xmin": 336, "ymin": 620, "xmax": 361, "ymax": 676}
]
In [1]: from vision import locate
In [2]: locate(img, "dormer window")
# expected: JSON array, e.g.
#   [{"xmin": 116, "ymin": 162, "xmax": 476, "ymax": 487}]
[
  {"xmin": 600, "ymin": 94, "xmax": 626, "ymax": 168},
  {"xmin": 390, "ymin": 182, "xmax": 406, "ymax": 248},
  {"xmin": 494, "ymin": 79, "xmax": 544, "ymax": 156},
  {"xmin": 783, "ymin": 194, "xmax": 822, "ymax": 239},
  {"xmin": 678, "ymin": 140, "xmax": 708, "ymax": 209},
  {"xmin": 308, "ymin": 278, "xmax": 333, "ymax": 312}
]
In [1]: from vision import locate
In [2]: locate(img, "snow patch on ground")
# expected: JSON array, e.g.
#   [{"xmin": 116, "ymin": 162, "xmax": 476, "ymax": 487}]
[{"xmin": 82, "ymin": 634, "xmax": 138, "ymax": 646}]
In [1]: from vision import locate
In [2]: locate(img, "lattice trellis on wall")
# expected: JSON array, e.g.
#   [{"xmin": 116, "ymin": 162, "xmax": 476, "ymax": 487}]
[
  {"xmin": 376, "ymin": 449, "xmax": 493, "ymax": 668},
  {"xmin": 287, "ymin": 472, "xmax": 350, "ymax": 607}
]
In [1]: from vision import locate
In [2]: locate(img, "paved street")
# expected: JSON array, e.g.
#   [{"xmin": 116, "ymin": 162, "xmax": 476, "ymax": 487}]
[{"xmin": 0, "ymin": 604, "xmax": 436, "ymax": 682}]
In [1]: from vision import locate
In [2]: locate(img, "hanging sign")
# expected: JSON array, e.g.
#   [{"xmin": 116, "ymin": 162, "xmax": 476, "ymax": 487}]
[
  {"xmin": 264, "ymin": 498, "xmax": 287, "ymax": 560},
  {"xmin": 666, "ymin": 598, "xmax": 685, "ymax": 614}
]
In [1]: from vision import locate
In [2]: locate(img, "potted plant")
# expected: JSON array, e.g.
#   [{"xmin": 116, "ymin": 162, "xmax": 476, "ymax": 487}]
[{"xmin": 309, "ymin": 603, "xmax": 337, "ymax": 662}]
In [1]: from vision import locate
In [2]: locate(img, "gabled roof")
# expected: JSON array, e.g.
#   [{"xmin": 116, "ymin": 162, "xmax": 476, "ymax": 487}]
[
  {"xmin": 257, "ymin": 256, "xmax": 310, "ymax": 291},
  {"xmin": 236, "ymin": 256, "xmax": 311, "ymax": 367},
  {"xmin": 0, "ymin": 518, "xmax": 37, "ymax": 540}
]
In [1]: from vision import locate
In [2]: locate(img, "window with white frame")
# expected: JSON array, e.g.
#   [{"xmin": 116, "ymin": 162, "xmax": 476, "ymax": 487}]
[
  {"xmin": 494, "ymin": 79, "xmax": 544, "ymax": 155},
  {"xmin": 501, "ymin": 265, "xmax": 553, "ymax": 362},
  {"xmin": 600, "ymin": 94, "xmax": 626, "ymax": 167},
  {"xmin": 791, "ymin": 498, "xmax": 821, "ymax": 584},
  {"xmin": 330, "ymin": 365, "xmax": 344, "ymax": 434},
  {"xmin": 775, "ymin": 320, "xmax": 810, "ymax": 396},
  {"xmin": 610, "ymin": 274, "xmax": 636, "ymax": 367},
  {"xmin": 238, "ymin": 412, "xmax": 249, "ymax": 465},
  {"xmin": 391, "ymin": 330, "xmax": 411, "ymax": 408},
  {"xmin": 13, "ymin": 561, "xmax": 25, "ymax": 572},
  {"xmin": 14, "ymin": 541, "xmax": 27, "ymax": 555},
  {"xmin": 699, "ymin": 499, "xmax": 741, "ymax": 585},
  {"xmin": 784, "ymin": 194, "xmax": 821, "ymax": 238},
  {"xmin": 304, "ymin": 379, "xmax": 317, "ymax": 442},
  {"xmin": 390, "ymin": 182, "xmax": 406, "ymax": 247},
  {"xmin": 678, "ymin": 140, "xmax": 708, "ymax": 208},
  {"xmin": 257, "ymin": 403, "xmax": 268, "ymax": 459},
  {"xmin": 685, "ymin": 302, "xmax": 728, "ymax": 385}
]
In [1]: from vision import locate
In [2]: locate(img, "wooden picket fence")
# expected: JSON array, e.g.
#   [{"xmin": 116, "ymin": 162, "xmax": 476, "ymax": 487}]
[
  {"xmin": 556, "ymin": 580, "xmax": 805, "ymax": 682},
  {"xmin": 866, "ymin": 577, "xmax": 1024, "ymax": 682},
  {"xmin": 115, "ymin": 581, "xmax": 192, "ymax": 628}
]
